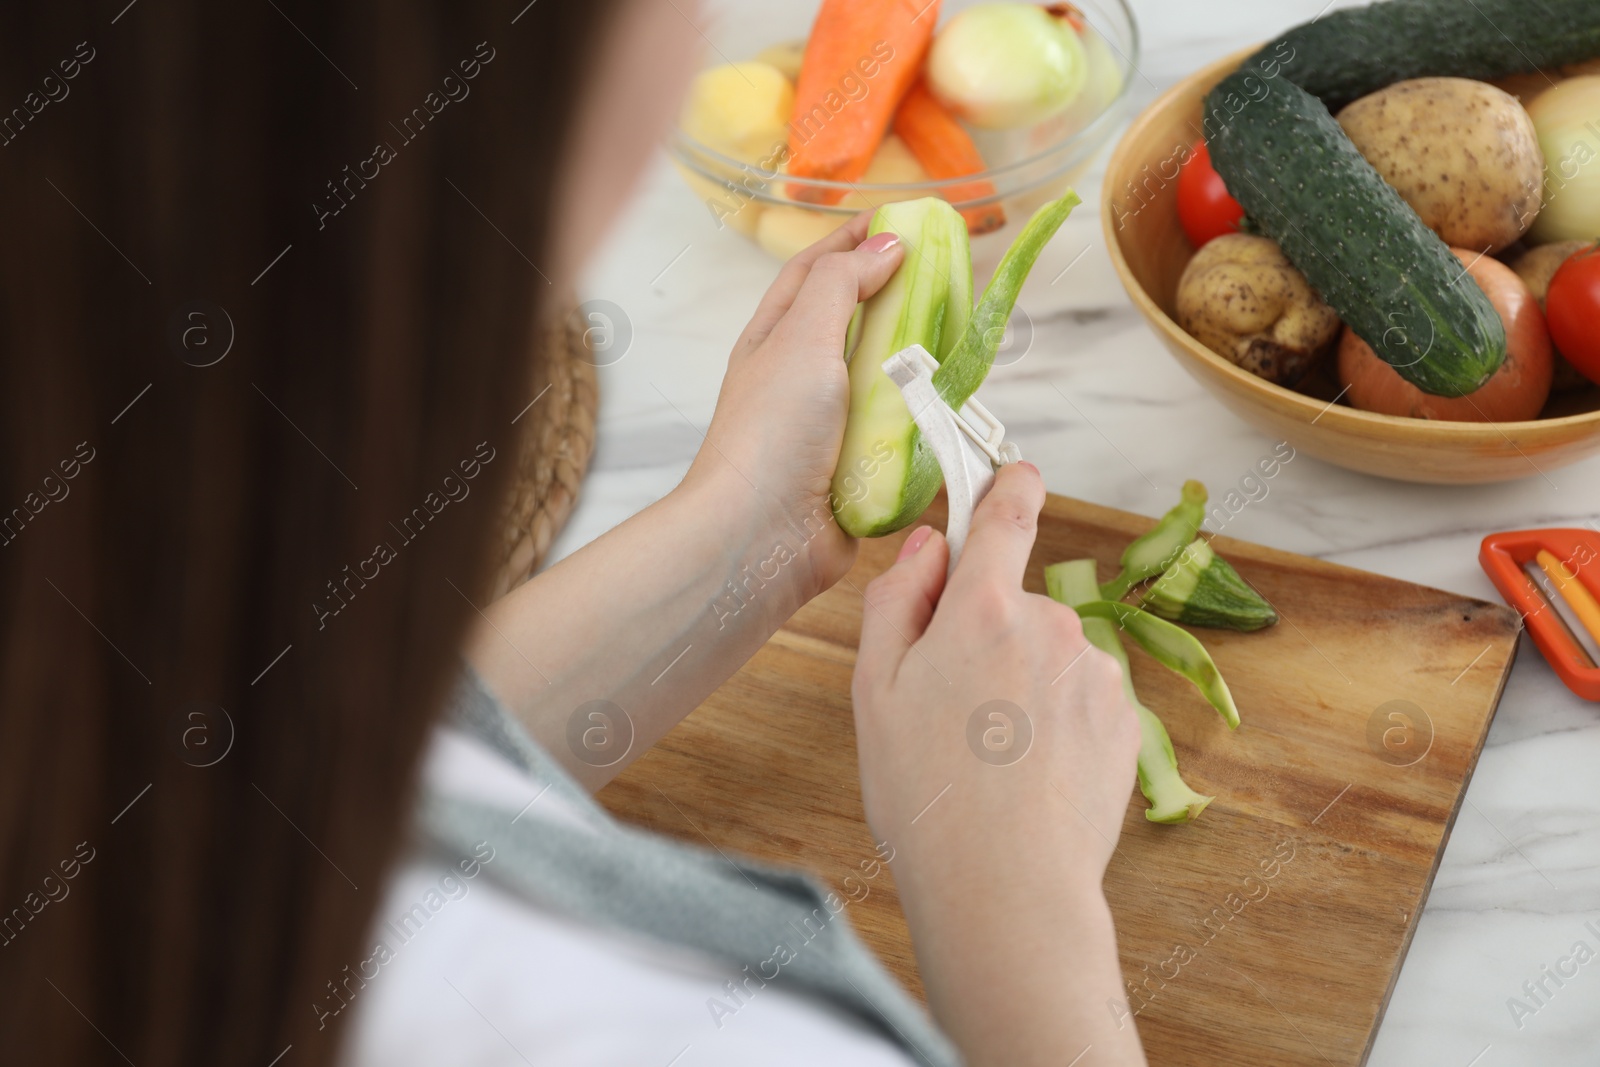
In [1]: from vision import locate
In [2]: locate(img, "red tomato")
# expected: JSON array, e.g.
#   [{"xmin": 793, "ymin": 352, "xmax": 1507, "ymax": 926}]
[
  {"xmin": 1176, "ymin": 140, "xmax": 1244, "ymax": 248},
  {"xmin": 1546, "ymin": 245, "xmax": 1600, "ymax": 385}
]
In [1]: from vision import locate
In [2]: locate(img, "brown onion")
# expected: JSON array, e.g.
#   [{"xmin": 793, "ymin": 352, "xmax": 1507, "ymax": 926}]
[{"xmin": 1339, "ymin": 249, "xmax": 1553, "ymax": 422}]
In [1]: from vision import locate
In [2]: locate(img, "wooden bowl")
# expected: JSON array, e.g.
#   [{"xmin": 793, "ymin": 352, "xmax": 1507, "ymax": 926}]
[{"xmin": 1101, "ymin": 48, "xmax": 1600, "ymax": 484}]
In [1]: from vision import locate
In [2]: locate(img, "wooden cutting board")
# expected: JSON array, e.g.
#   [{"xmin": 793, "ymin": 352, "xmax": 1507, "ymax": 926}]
[{"xmin": 599, "ymin": 493, "xmax": 1520, "ymax": 1065}]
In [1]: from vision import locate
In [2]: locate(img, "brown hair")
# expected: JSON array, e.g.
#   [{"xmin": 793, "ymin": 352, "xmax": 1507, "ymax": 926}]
[{"xmin": 0, "ymin": 1, "xmax": 615, "ymax": 1062}]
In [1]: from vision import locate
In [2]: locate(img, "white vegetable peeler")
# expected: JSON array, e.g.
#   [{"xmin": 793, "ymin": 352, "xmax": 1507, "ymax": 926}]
[{"xmin": 882, "ymin": 344, "xmax": 1021, "ymax": 574}]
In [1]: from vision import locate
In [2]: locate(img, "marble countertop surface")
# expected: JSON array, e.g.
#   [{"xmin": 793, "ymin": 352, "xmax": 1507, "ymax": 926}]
[{"xmin": 554, "ymin": 2, "xmax": 1600, "ymax": 1062}]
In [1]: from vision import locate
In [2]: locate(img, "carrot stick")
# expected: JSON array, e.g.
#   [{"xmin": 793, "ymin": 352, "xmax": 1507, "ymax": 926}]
[
  {"xmin": 892, "ymin": 81, "xmax": 1007, "ymax": 235},
  {"xmin": 786, "ymin": 0, "xmax": 939, "ymax": 205},
  {"xmin": 1537, "ymin": 549, "xmax": 1600, "ymax": 648}
]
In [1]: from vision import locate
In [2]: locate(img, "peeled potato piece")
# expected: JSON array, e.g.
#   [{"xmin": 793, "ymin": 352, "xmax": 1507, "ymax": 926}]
[
  {"xmin": 756, "ymin": 136, "xmax": 933, "ymax": 259},
  {"xmin": 754, "ymin": 39, "xmax": 806, "ymax": 84},
  {"xmin": 680, "ymin": 61, "xmax": 794, "ymax": 164}
]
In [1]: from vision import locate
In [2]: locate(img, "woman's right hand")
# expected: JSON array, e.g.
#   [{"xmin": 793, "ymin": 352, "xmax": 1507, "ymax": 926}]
[{"xmin": 851, "ymin": 461, "xmax": 1147, "ymax": 1066}]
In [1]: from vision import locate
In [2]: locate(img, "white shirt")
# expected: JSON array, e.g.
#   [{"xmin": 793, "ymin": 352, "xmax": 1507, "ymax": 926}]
[{"xmin": 340, "ymin": 726, "xmax": 918, "ymax": 1067}]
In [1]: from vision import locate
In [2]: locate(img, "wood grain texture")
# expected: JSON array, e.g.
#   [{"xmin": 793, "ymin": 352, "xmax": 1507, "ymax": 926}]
[{"xmin": 599, "ymin": 493, "xmax": 1520, "ymax": 1065}]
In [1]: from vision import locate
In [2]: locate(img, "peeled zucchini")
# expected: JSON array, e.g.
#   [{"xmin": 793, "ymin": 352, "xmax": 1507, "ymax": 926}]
[
  {"xmin": 831, "ymin": 198, "xmax": 972, "ymax": 538},
  {"xmin": 830, "ymin": 191, "xmax": 1080, "ymax": 538}
]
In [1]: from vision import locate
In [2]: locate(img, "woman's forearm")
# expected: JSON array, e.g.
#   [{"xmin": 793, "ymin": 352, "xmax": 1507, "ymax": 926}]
[
  {"xmin": 467, "ymin": 219, "xmax": 898, "ymax": 790},
  {"xmin": 905, "ymin": 879, "xmax": 1147, "ymax": 1067},
  {"xmin": 462, "ymin": 464, "xmax": 828, "ymax": 790}
]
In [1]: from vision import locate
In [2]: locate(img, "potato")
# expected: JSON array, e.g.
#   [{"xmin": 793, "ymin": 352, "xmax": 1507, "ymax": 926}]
[
  {"xmin": 1510, "ymin": 239, "xmax": 1588, "ymax": 305},
  {"xmin": 755, "ymin": 136, "xmax": 932, "ymax": 259},
  {"xmin": 1509, "ymin": 239, "xmax": 1593, "ymax": 392},
  {"xmin": 756, "ymin": 206, "xmax": 839, "ymax": 259},
  {"xmin": 679, "ymin": 61, "xmax": 793, "ymax": 164},
  {"xmin": 754, "ymin": 39, "xmax": 806, "ymax": 84},
  {"xmin": 1176, "ymin": 234, "xmax": 1341, "ymax": 385},
  {"xmin": 677, "ymin": 165, "xmax": 766, "ymax": 236},
  {"xmin": 1337, "ymin": 78, "xmax": 1543, "ymax": 253},
  {"xmin": 677, "ymin": 61, "xmax": 794, "ymax": 238}
]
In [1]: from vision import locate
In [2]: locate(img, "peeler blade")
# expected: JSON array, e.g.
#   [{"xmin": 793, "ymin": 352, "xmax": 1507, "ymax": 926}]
[{"xmin": 881, "ymin": 344, "xmax": 1020, "ymax": 574}]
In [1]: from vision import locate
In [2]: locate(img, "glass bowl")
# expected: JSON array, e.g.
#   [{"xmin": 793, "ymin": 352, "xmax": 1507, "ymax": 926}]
[{"xmin": 670, "ymin": 0, "xmax": 1139, "ymax": 262}]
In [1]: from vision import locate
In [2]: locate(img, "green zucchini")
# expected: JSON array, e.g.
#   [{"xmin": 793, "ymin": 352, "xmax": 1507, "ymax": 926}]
[
  {"xmin": 831, "ymin": 198, "xmax": 971, "ymax": 538},
  {"xmin": 1140, "ymin": 539, "xmax": 1277, "ymax": 632},
  {"xmin": 1251, "ymin": 0, "xmax": 1600, "ymax": 113},
  {"xmin": 1205, "ymin": 71, "xmax": 1505, "ymax": 397},
  {"xmin": 830, "ymin": 191, "xmax": 1079, "ymax": 537}
]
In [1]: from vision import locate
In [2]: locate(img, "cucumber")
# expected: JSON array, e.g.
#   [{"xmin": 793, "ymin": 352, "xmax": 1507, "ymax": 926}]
[
  {"xmin": 831, "ymin": 191, "xmax": 1079, "ymax": 538},
  {"xmin": 1201, "ymin": 0, "xmax": 1600, "ymax": 398},
  {"xmin": 1205, "ymin": 71, "xmax": 1505, "ymax": 397},
  {"xmin": 1252, "ymin": 0, "xmax": 1600, "ymax": 113}
]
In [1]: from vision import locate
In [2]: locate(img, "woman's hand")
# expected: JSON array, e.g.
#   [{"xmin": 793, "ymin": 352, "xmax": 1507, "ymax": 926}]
[
  {"xmin": 685, "ymin": 214, "xmax": 904, "ymax": 602},
  {"xmin": 853, "ymin": 461, "xmax": 1139, "ymax": 897},
  {"xmin": 851, "ymin": 462, "xmax": 1147, "ymax": 1066}
]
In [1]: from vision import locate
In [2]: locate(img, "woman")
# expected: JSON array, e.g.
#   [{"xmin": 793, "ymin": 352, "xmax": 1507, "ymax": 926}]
[{"xmin": 0, "ymin": 1, "xmax": 1142, "ymax": 1064}]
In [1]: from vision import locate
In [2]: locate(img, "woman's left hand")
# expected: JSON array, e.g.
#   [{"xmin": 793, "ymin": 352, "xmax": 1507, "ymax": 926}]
[{"xmin": 686, "ymin": 214, "xmax": 905, "ymax": 601}]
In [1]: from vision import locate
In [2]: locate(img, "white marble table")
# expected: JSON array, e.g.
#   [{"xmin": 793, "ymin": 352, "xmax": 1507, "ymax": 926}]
[{"xmin": 556, "ymin": 3, "xmax": 1600, "ymax": 1062}]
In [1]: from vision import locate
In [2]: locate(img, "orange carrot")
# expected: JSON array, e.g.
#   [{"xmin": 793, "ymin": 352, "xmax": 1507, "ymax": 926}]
[
  {"xmin": 892, "ymin": 81, "xmax": 1006, "ymax": 235},
  {"xmin": 1537, "ymin": 549, "xmax": 1600, "ymax": 648},
  {"xmin": 786, "ymin": 0, "xmax": 939, "ymax": 204}
]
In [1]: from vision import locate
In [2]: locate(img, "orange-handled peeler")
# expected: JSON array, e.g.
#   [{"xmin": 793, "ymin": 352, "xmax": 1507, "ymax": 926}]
[{"xmin": 1480, "ymin": 528, "xmax": 1600, "ymax": 701}]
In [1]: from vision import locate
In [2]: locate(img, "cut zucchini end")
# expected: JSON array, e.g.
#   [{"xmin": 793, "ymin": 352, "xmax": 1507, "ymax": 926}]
[{"xmin": 1141, "ymin": 540, "xmax": 1279, "ymax": 633}]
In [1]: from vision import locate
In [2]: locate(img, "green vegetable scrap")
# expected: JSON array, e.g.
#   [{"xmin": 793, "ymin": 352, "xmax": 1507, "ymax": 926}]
[
  {"xmin": 1073, "ymin": 600, "xmax": 1240, "ymax": 730},
  {"xmin": 1099, "ymin": 480, "xmax": 1207, "ymax": 602},
  {"xmin": 1046, "ymin": 560, "xmax": 1214, "ymax": 824},
  {"xmin": 1141, "ymin": 539, "xmax": 1278, "ymax": 632}
]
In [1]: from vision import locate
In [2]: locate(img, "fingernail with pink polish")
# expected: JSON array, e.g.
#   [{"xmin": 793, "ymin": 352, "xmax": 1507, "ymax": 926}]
[
  {"xmin": 897, "ymin": 525, "xmax": 933, "ymax": 561},
  {"xmin": 1017, "ymin": 461, "xmax": 1040, "ymax": 475},
  {"xmin": 858, "ymin": 231, "xmax": 901, "ymax": 254}
]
